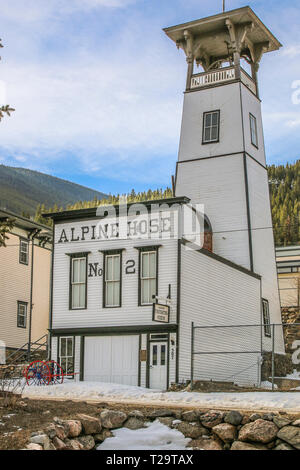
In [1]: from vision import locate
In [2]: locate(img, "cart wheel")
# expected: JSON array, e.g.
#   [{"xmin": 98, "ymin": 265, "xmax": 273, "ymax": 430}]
[
  {"xmin": 26, "ymin": 360, "xmax": 51, "ymax": 386},
  {"xmin": 46, "ymin": 360, "xmax": 64, "ymax": 385}
]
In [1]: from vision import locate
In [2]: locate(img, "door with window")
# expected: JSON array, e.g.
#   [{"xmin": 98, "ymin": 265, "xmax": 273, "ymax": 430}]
[{"xmin": 149, "ymin": 342, "xmax": 167, "ymax": 390}]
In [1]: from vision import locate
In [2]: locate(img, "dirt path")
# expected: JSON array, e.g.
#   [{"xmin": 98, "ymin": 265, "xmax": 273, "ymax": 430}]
[{"xmin": 21, "ymin": 394, "xmax": 300, "ymax": 415}]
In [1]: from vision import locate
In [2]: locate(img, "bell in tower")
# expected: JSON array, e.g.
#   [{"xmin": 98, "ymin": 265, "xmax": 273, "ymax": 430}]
[{"xmin": 164, "ymin": 6, "xmax": 284, "ymax": 341}]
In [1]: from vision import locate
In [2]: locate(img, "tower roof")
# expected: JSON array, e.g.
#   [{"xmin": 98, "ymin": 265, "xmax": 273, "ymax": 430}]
[{"xmin": 163, "ymin": 6, "xmax": 282, "ymax": 65}]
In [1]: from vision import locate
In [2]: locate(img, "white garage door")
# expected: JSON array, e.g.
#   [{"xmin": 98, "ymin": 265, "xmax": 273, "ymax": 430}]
[{"xmin": 84, "ymin": 335, "xmax": 139, "ymax": 386}]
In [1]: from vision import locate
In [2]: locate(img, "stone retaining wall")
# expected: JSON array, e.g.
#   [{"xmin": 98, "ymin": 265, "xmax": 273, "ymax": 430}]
[{"xmin": 26, "ymin": 407, "xmax": 300, "ymax": 451}]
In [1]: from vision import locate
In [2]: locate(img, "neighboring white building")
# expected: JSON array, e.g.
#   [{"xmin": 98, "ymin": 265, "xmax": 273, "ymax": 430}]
[
  {"xmin": 276, "ymin": 245, "xmax": 300, "ymax": 308},
  {"xmin": 46, "ymin": 6, "xmax": 284, "ymax": 389}
]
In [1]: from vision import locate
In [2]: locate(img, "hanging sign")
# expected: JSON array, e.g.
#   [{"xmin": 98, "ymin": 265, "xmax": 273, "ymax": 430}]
[{"xmin": 152, "ymin": 303, "xmax": 170, "ymax": 323}]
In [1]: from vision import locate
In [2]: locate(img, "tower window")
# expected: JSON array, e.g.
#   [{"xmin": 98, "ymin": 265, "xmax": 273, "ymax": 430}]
[
  {"xmin": 202, "ymin": 111, "xmax": 220, "ymax": 144},
  {"xmin": 262, "ymin": 299, "xmax": 271, "ymax": 337},
  {"xmin": 249, "ymin": 113, "xmax": 258, "ymax": 148}
]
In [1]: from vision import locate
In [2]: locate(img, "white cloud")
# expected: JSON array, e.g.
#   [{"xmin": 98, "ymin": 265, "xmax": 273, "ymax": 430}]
[{"xmin": 283, "ymin": 45, "xmax": 300, "ymax": 57}]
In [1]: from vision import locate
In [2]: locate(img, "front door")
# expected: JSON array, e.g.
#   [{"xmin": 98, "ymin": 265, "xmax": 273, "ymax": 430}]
[{"xmin": 149, "ymin": 342, "xmax": 167, "ymax": 390}]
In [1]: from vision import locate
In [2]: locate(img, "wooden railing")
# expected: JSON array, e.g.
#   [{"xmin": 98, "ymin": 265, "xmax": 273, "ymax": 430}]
[
  {"xmin": 240, "ymin": 68, "xmax": 257, "ymax": 95},
  {"xmin": 191, "ymin": 66, "xmax": 236, "ymax": 89},
  {"xmin": 190, "ymin": 66, "xmax": 257, "ymax": 96}
]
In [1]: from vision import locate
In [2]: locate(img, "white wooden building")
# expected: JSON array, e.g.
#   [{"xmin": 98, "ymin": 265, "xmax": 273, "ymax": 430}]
[{"xmin": 46, "ymin": 7, "xmax": 284, "ymax": 389}]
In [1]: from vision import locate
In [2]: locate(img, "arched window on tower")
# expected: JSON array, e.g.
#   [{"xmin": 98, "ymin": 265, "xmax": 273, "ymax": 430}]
[{"xmin": 203, "ymin": 215, "xmax": 213, "ymax": 252}]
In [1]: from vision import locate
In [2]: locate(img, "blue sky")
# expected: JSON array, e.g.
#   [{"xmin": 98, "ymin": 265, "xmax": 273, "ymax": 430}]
[{"xmin": 0, "ymin": 0, "xmax": 299, "ymax": 195}]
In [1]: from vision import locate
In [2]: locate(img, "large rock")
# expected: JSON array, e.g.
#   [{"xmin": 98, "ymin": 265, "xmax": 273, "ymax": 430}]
[
  {"xmin": 249, "ymin": 413, "xmax": 262, "ymax": 422},
  {"xmin": 45, "ymin": 424, "xmax": 57, "ymax": 439},
  {"xmin": 100, "ymin": 410, "xmax": 127, "ymax": 429},
  {"xmin": 157, "ymin": 417, "xmax": 174, "ymax": 427},
  {"xmin": 146, "ymin": 409, "xmax": 174, "ymax": 418},
  {"xmin": 29, "ymin": 434, "xmax": 50, "ymax": 447},
  {"xmin": 224, "ymin": 411, "xmax": 243, "ymax": 426},
  {"xmin": 213, "ymin": 423, "xmax": 237, "ymax": 443},
  {"xmin": 124, "ymin": 417, "xmax": 145, "ymax": 430},
  {"xmin": 64, "ymin": 420, "xmax": 82, "ymax": 438},
  {"xmin": 274, "ymin": 442, "xmax": 295, "ymax": 450},
  {"xmin": 175, "ymin": 422, "xmax": 208, "ymax": 439},
  {"xmin": 52, "ymin": 437, "xmax": 67, "ymax": 450},
  {"xmin": 190, "ymin": 437, "xmax": 223, "ymax": 450},
  {"xmin": 231, "ymin": 441, "xmax": 267, "ymax": 450},
  {"xmin": 200, "ymin": 411, "xmax": 224, "ymax": 429},
  {"xmin": 77, "ymin": 435, "xmax": 95, "ymax": 450},
  {"xmin": 292, "ymin": 419, "xmax": 300, "ymax": 427},
  {"xmin": 65, "ymin": 439, "xmax": 84, "ymax": 450},
  {"xmin": 273, "ymin": 416, "xmax": 291, "ymax": 428},
  {"xmin": 128, "ymin": 410, "xmax": 144, "ymax": 419},
  {"xmin": 54, "ymin": 424, "xmax": 67, "ymax": 441},
  {"xmin": 94, "ymin": 430, "xmax": 113, "ymax": 443},
  {"xmin": 238, "ymin": 419, "xmax": 278, "ymax": 444},
  {"xmin": 277, "ymin": 426, "xmax": 300, "ymax": 450},
  {"xmin": 77, "ymin": 414, "xmax": 102, "ymax": 435},
  {"xmin": 181, "ymin": 410, "xmax": 199, "ymax": 422},
  {"xmin": 26, "ymin": 443, "xmax": 43, "ymax": 451}
]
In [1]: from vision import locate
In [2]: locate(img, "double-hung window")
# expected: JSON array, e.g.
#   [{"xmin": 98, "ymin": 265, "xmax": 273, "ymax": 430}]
[
  {"xmin": 262, "ymin": 299, "xmax": 271, "ymax": 337},
  {"xmin": 140, "ymin": 250, "xmax": 157, "ymax": 305},
  {"xmin": 70, "ymin": 255, "xmax": 87, "ymax": 309},
  {"xmin": 19, "ymin": 239, "xmax": 29, "ymax": 265},
  {"xmin": 104, "ymin": 253, "xmax": 121, "ymax": 307},
  {"xmin": 59, "ymin": 337, "xmax": 74, "ymax": 376},
  {"xmin": 250, "ymin": 113, "xmax": 258, "ymax": 148},
  {"xmin": 202, "ymin": 110, "xmax": 220, "ymax": 144},
  {"xmin": 17, "ymin": 301, "xmax": 27, "ymax": 328}
]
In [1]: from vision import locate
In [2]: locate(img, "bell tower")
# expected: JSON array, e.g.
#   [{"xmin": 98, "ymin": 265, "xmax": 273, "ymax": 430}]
[{"xmin": 164, "ymin": 7, "xmax": 283, "ymax": 329}]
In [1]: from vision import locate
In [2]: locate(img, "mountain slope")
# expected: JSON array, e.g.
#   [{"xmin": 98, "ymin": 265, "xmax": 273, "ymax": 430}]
[{"xmin": 0, "ymin": 164, "xmax": 107, "ymax": 216}]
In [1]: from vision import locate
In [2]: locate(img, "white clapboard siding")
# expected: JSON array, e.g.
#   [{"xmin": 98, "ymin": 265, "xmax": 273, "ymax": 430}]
[
  {"xmin": 178, "ymin": 83, "xmax": 244, "ymax": 161},
  {"xmin": 169, "ymin": 332, "xmax": 177, "ymax": 385},
  {"xmin": 179, "ymin": 246, "xmax": 262, "ymax": 386},
  {"xmin": 52, "ymin": 219, "xmax": 178, "ymax": 329},
  {"xmin": 140, "ymin": 334, "xmax": 147, "ymax": 387},
  {"xmin": 176, "ymin": 154, "xmax": 251, "ymax": 269},
  {"xmin": 246, "ymin": 156, "xmax": 285, "ymax": 353},
  {"xmin": 51, "ymin": 336, "xmax": 58, "ymax": 361},
  {"xmin": 241, "ymin": 85, "xmax": 266, "ymax": 167},
  {"xmin": 74, "ymin": 336, "xmax": 81, "ymax": 381}
]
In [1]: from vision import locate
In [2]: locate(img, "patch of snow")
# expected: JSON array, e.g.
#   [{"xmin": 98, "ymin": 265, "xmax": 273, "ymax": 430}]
[
  {"xmin": 22, "ymin": 381, "xmax": 300, "ymax": 411},
  {"xmin": 285, "ymin": 370, "xmax": 300, "ymax": 380},
  {"xmin": 261, "ymin": 381, "xmax": 278, "ymax": 390},
  {"xmin": 97, "ymin": 420, "xmax": 190, "ymax": 450},
  {"xmin": 172, "ymin": 419, "xmax": 181, "ymax": 424}
]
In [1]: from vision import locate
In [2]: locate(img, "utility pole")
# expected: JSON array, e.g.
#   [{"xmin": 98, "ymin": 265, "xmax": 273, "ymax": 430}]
[{"xmin": 223, "ymin": 0, "xmax": 225, "ymax": 12}]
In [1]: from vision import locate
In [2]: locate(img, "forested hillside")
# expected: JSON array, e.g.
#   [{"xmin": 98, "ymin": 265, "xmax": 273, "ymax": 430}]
[
  {"xmin": 269, "ymin": 161, "xmax": 299, "ymax": 246},
  {"xmin": 0, "ymin": 164, "xmax": 107, "ymax": 216}
]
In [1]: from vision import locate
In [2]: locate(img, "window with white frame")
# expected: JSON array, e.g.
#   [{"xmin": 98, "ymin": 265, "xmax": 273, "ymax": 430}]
[
  {"xmin": 250, "ymin": 113, "xmax": 258, "ymax": 148},
  {"xmin": 71, "ymin": 257, "xmax": 87, "ymax": 309},
  {"xmin": 19, "ymin": 239, "xmax": 29, "ymax": 265},
  {"xmin": 17, "ymin": 301, "xmax": 27, "ymax": 328},
  {"xmin": 140, "ymin": 251, "xmax": 157, "ymax": 305},
  {"xmin": 262, "ymin": 299, "xmax": 271, "ymax": 337},
  {"xmin": 59, "ymin": 337, "xmax": 74, "ymax": 375},
  {"xmin": 202, "ymin": 110, "xmax": 220, "ymax": 144},
  {"xmin": 104, "ymin": 253, "xmax": 121, "ymax": 307}
]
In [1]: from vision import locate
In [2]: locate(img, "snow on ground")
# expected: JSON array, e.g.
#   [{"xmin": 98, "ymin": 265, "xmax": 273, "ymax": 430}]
[
  {"xmin": 22, "ymin": 380, "xmax": 300, "ymax": 411},
  {"xmin": 97, "ymin": 420, "xmax": 191, "ymax": 450}
]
